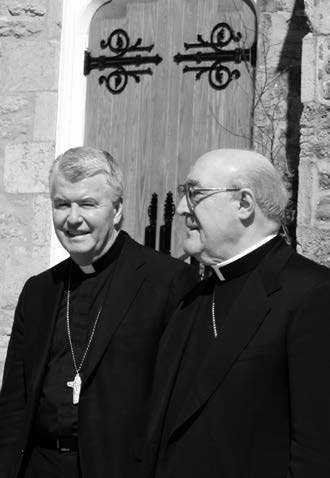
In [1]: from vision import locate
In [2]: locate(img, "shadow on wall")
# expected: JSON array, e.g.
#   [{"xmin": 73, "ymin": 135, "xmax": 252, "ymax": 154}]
[{"xmin": 276, "ymin": 0, "xmax": 310, "ymax": 248}]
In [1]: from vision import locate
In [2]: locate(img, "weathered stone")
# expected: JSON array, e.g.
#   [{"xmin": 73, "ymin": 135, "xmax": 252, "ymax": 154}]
[
  {"xmin": 305, "ymin": 0, "xmax": 330, "ymax": 34},
  {"xmin": 0, "ymin": 94, "xmax": 34, "ymax": 141},
  {"xmin": 302, "ymin": 34, "xmax": 330, "ymax": 104},
  {"xmin": 259, "ymin": 0, "xmax": 296, "ymax": 13},
  {"xmin": 0, "ymin": 19, "xmax": 43, "ymax": 38},
  {"xmin": 31, "ymin": 195, "xmax": 52, "ymax": 246},
  {"xmin": 46, "ymin": 0, "xmax": 63, "ymax": 39},
  {"xmin": 33, "ymin": 92, "xmax": 58, "ymax": 140},
  {"xmin": 297, "ymin": 158, "xmax": 318, "ymax": 225},
  {"xmin": 316, "ymin": 193, "xmax": 330, "ymax": 223},
  {"xmin": 0, "ymin": 40, "xmax": 60, "ymax": 92},
  {"xmin": 3, "ymin": 0, "xmax": 47, "ymax": 17},
  {"xmin": 4, "ymin": 142, "xmax": 55, "ymax": 193},
  {"xmin": 1, "ymin": 244, "xmax": 49, "ymax": 312},
  {"xmin": 0, "ymin": 210, "xmax": 28, "ymax": 241},
  {"xmin": 296, "ymin": 225, "xmax": 330, "ymax": 267}
]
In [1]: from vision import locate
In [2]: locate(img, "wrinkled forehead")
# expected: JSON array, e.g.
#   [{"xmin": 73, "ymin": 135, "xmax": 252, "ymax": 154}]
[{"xmin": 187, "ymin": 153, "xmax": 232, "ymax": 186}]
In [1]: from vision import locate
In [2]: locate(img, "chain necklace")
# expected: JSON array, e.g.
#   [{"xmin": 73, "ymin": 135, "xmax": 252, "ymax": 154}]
[
  {"xmin": 211, "ymin": 289, "xmax": 218, "ymax": 338},
  {"xmin": 66, "ymin": 272, "xmax": 102, "ymax": 404}
]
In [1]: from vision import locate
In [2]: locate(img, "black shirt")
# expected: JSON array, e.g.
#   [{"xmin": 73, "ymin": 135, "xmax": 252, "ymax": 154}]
[{"xmin": 35, "ymin": 232, "xmax": 126, "ymax": 438}]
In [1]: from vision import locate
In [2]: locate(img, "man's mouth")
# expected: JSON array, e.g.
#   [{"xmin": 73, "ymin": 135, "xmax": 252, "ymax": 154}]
[{"xmin": 65, "ymin": 230, "xmax": 89, "ymax": 237}]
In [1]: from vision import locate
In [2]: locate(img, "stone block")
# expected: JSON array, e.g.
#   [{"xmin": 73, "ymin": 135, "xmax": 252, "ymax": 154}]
[
  {"xmin": 1, "ymin": 0, "xmax": 47, "ymax": 17},
  {"xmin": 0, "ymin": 39, "xmax": 60, "ymax": 92},
  {"xmin": 46, "ymin": 0, "xmax": 63, "ymax": 39},
  {"xmin": 305, "ymin": 0, "xmax": 330, "ymax": 34},
  {"xmin": 0, "ymin": 18, "xmax": 44, "ymax": 38},
  {"xmin": 1, "ymin": 244, "xmax": 50, "ymax": 312},
  {"xmin": 0, "ymin": 209, "xmax": 28, "ymax": 242},
  {"xmin": 259, "ymin": 0, "xmax": 296, "ymax": 13},
  {"xmin": 4, "ymin": 142, "xmax": 55, "ymax": 193},
  {"xmin": 296, "ymin": 225, "xmax": 330, "ymax": 267},
  {"xmin": 316, "ymin": 192, "xmax": 330, "ymax": 224},
  {"xmin": 0, "ymin": 94, "xmax": 34, "ymax": 141},
  {"xmin": 33, "ymin": 92, "xmax": 58, "ymax": 141},
  {"xmin": 297, "ymin": 158, "xmax": 319, "ymax": 226},
  {"xmin": 318, "ymin": 159, "xmax": 330, "ymax": 189},
  {"xmin": 31, "ymin": 195, "xmax": 52, "ymax": 246},
  {"xmin": 302, "ymin": 34, "xmax": 330, "ymax": 105}
]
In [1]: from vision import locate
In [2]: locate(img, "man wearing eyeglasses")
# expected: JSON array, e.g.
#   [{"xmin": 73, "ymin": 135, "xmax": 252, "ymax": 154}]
[{"xmin": 145, "ymin": 148, "xmax": 330, "ymax": 478}]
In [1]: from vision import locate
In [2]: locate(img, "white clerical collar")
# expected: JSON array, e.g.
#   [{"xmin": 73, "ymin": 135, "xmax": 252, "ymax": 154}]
[
  {"xmin": 211, "ymin": 234, "xmax": 277, "ymax": 281},
  {"xmin": 79, "ymin": 264, "xmax": 96, "ymax": 274},
  {"xmin": 77, "ymin": 230, "xmax": 120, "ymax": 275}
]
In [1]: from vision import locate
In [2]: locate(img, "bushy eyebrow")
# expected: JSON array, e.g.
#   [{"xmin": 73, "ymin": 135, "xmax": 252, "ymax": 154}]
[{"xmin": 186, "ymin": 179, "xmax": 202, "ymax": 188}]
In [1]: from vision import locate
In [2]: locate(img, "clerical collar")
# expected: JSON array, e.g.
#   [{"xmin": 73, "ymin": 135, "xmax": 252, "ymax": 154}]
[
  {"xmin": 212, "ymin": 234, "xmax": 279, "ymax": 281},
  {"xmin": 72, "ymin": 230, "xmax": 126, "ymax": 276}
]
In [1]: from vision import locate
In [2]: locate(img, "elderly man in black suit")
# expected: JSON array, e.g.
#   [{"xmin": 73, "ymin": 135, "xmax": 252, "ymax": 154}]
[
  {"xmin": 145, "ymin": 148, "xmax": 330, "ymax": 478},
  {"xmin": 0, "ymin": 146, "xmax": 197, "ymax": 478}
]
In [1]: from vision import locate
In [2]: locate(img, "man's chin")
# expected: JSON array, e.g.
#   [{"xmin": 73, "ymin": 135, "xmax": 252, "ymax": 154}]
[{"xmin": 183, "ymin": 240, "xmax": 202, "ymax": 261}]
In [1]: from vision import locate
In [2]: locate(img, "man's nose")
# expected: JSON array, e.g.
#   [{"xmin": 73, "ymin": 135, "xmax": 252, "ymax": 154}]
[
  {"xmin": 176, "ymin": 195, "xmax": 189, "ymax": 216},
  {"xmin": 67, "ymin": 204, "xmax": 82, "ymax": 225}
]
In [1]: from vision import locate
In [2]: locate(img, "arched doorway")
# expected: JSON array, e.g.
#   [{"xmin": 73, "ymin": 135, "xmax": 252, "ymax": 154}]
[
  {"xmin": 52, "ymin": 0, "xmax": 257, "ymax": 262},
  {"xmin": 84, "ymin": 0, "xmax": 257, "ymax": 257}
]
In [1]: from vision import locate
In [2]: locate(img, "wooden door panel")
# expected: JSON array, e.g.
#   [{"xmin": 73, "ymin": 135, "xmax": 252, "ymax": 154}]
[{"xmin": 85, "ymin": 0, "xmax": 256, "ymax": 257}]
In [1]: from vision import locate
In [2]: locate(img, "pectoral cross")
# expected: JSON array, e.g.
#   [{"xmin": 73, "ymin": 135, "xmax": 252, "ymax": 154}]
[{"xmin": 67, "ymin": 373, "xmax": 82, "ymax": 404}]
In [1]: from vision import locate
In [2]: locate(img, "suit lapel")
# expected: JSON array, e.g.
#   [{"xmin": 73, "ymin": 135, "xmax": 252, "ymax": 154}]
[
  {"xmin": 82, "ymin": 237, "xmax": 147, "ymax": 386},
  {"xmin": 146, "ymin": 279, "xmax": 211, "ymax": 447},
  {"xmin": 167, "ymin": 240, "xmax": 294, "ymax": 442}
]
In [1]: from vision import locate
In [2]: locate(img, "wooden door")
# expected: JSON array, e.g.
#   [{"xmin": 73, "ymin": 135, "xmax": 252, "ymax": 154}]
[{"xmin": 84, "ymin": 0, "xmax": 256, "ymax": 257}]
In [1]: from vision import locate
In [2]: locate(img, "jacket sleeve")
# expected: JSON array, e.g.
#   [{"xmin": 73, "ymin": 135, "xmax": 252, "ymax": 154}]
[
  {"xmin": 287, "ymin": 279, "xmax": 330, "ymax": 478},
  {"xmin": 0, "ymin": 281, "xmax": 29, "ymax": 477}
]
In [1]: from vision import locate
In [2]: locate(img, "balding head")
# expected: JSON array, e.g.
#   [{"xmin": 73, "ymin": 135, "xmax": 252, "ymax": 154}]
[
  {"xmin": 177, "ymin": 148, "xmax": 288, "ymax": 264},
  {"xmin": 191, "ymin": 149, "xmax": 288, "ymax": 224}
]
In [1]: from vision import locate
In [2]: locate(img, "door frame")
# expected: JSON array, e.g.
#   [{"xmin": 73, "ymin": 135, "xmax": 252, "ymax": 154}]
[{"xmin": 51, "ymin": 0, "xmax": 112, "ymax": 265}]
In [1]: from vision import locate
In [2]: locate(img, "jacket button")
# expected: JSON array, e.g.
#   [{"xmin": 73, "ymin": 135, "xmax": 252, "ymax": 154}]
[{"xmin": 21, "ymin": 449, "xmax": 25, "ymax": 454}]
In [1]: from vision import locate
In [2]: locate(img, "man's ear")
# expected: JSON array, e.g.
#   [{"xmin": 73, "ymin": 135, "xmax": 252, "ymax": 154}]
[
  {"xmin": 113, "ymin": 198, "xmax": 123, "ymax": 226},
  {"xmin": 237, "ymin": 188, "xmax": 255, "ymax": 220}
]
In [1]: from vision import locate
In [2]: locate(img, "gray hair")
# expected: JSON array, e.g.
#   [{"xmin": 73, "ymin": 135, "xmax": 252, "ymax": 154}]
[
  {"xmin": 231, "ymin": 156, "xmax": 288, "ymax": 225},
  {"xmin": 49, "ymin": 146, "xmax": 124, "ymax": 201}
]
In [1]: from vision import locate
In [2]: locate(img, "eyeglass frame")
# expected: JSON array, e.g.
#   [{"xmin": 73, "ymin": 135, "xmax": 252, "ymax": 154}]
[{"xmin": 177, "ymin": 183, "xmax": 241, "ymax": 213}]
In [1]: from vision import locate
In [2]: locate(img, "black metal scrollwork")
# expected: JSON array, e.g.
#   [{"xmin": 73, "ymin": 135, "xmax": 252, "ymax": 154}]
[
  {"xmin": 174, "ymin": 23, "xmax": 256, "ymax": 91},
  {"xmin": 84, "ymin": 29, "xmax": 162, "ymax": 94}
]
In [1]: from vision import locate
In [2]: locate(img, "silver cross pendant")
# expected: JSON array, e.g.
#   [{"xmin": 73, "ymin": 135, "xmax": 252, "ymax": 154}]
[{"xmin": 67, "ymin": 373, "xmax": 82, "ymax": 404}]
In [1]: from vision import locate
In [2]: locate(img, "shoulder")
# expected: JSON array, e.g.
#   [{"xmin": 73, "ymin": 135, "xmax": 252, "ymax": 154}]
[
  {"xmin": 22, "ymin": 258, "xmax": 69, "ymax": 292},
  {"xmin": 284, "ymin": 249, "xmax": 330, "ymax": 287},
  {"xmin": 122, "ymin": 233, "xmax": 199, "ymax": 292},
  {"xmin": 123, "ymin": 232, "xmax": 194, "ymax": 273}
]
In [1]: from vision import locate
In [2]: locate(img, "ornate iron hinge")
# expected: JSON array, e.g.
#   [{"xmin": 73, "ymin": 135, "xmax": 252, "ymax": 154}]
[
  {"xmin": 174, "ymin": 23, "xmax": 256, "ymax": 91},
  {"xmin": 84, "ymin": 29, "xmax": 163, "ymax": 94}
]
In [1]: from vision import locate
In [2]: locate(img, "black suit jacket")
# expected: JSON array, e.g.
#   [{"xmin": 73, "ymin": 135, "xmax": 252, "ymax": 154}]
[
  {"xmin": 0, "ymin": 233, "xmax": 197, "ymax": 478},
  {"xmin": 145, "ymin": 240, "xmax": 330, "ymax": 478}
]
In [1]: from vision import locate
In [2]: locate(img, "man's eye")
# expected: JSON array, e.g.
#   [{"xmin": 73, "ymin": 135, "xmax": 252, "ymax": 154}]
[
  {"xmin": 80, "ymin": 202, "xmax": 96, "ymax": 208},
  {"xmin": 191, "ymin": 190, "xmax": 203, "ymax": 201},
  {"xmin": 54, "ymin": 202, "xmax": 69, "ymax": 209}
]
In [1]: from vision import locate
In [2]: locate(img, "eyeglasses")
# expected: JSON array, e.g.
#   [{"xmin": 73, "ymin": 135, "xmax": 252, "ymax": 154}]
[{"xmin": 177, "ymin": 183, "xmax": 240, "ymax": 212}]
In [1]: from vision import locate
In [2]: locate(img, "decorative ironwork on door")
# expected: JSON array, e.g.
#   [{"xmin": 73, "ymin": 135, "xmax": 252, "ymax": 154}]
[
  {"xmin": 84, "ymin": 29, "xmax": 163, "ymax": 94},
  {"xmin": 174, "ymin": 23, "xmax": 256, "ymax": 90}
]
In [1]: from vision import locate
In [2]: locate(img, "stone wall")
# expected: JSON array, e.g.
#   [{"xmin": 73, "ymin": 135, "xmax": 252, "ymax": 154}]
[
  {"xmin": 253, "ymin": 0, "xmax": 329, "ymax": 265},
  {"xmin": 297, "ymin": 0, "xmax": 330, "ymax": 266},
  {"xmin": 0, "ymin": 0, "xmax": 62, "ymax": 380}
]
